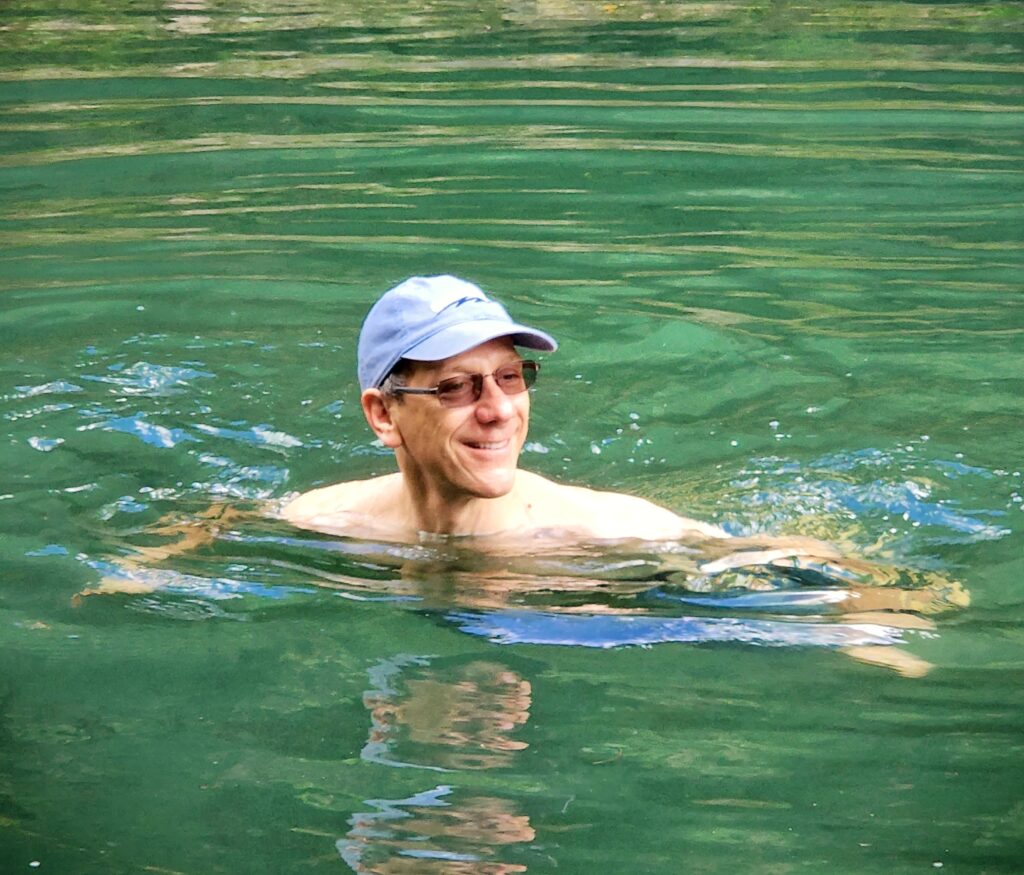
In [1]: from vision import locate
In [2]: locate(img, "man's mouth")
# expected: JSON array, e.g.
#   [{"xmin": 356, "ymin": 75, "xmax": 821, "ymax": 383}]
[{"xmin": 464, "ymin": 439, "xmax": 510, "ymax": 451}]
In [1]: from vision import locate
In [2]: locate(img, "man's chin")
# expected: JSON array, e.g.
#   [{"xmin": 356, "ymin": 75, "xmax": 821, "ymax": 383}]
[{"xmin": 465, "ymin": 467, "xmax": 517, "ymax": 499}]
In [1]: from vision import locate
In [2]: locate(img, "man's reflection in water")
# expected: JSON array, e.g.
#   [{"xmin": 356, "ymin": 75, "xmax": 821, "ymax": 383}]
[{"xmin": 339, "ymin": 657, "xmax": 536, "ymax": 873}]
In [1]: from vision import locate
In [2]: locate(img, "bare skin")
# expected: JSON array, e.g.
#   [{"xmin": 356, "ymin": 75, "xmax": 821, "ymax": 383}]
[{"xmin": 281, "ymin": 469, "xmax": 727, "ymax": 543}]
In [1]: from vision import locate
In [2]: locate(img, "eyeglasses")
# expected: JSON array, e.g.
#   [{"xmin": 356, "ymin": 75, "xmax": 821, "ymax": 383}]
[{"xmin": 392, "ymin": 360, "xmax": 539, "ymax": 408}]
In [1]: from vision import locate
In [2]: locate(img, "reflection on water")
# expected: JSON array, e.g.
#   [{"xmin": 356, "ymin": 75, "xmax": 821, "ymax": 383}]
[
  {"xmin": 342, "ymin": 786, "xmax": 534, "ymax": 874},
  {"xmin": 343, "ymin": 657, "xmax": 535, "ymax": 873},
  {"xmin": 362, "ymin": 656, "xmax": 530, "ymax": 772}
]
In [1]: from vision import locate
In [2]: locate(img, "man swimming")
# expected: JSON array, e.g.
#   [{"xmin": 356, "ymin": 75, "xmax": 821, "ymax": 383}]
[
  {"xmin": 80, "ymin": 274, "xmax": 968, "ymax": 676},
  {"xmin": 281, "ymin": 275, "xmax": 729, "ymax": 543}
]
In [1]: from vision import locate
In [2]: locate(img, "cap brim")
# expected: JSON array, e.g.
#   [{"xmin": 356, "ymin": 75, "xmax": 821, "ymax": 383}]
[{"xmin": 402, "ymin": 319, "xmax": 557, "ymax": 363}]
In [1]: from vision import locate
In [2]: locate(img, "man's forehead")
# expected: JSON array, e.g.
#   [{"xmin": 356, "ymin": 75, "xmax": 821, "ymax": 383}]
[{"xmin": 413, "ymin": 336, "xmax": 519, "ymax": 373}]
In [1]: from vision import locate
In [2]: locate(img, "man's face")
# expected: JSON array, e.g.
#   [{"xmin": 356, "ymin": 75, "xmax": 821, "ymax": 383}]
[{"xmin": 387, "ymin": 337, "xmax": 530, "ymax": 501}]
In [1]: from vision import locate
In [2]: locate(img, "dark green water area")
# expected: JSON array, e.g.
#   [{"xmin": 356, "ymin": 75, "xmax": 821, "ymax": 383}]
[{"xmin": 1, "ymin": 2, "xmax": 1022, "ymax": 872}]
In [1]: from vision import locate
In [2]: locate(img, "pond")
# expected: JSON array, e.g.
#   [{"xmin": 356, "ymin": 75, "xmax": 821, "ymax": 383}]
[{"xmin": 1, "ymin": 2, "xmax": 1023, "ymax": 872}]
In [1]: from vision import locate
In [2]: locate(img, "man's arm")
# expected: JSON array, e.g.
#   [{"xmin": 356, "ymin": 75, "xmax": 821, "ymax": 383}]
[{"xmin": 74, "ymin": 503, "xmax": 260, "ymax": 600}]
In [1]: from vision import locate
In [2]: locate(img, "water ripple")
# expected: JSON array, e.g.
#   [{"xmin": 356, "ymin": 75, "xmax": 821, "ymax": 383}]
[
  {"xmin": 727, "ymin": 447, "xmax": 1012, "ymax": 543},
  {"xmin": 194, "ymin": 422, "xmax": 303, "ymax": 449},
  {"xmin": 80, "ymin": 361, "xmax": 214, "ymax": 396},
  {"xmin": 447, "ymin": 610, "xmax": 905, "ymax": 649},
  {"xmin": 11, "ymin": 380, "xmax": 84, "ymax": 399},
  {"xmin": 77, "ymin": 414, "xmax": 197, "ymax": 449}
]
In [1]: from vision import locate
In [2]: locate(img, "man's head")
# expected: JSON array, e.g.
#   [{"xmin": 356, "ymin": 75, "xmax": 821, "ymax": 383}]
[
  {"xmin": 356, "ymin": 276, "xmax": 557, "ymax": 503},
  {"xmin": 357, "ymin": 275, "xmax": 556, "ymax": 392}
]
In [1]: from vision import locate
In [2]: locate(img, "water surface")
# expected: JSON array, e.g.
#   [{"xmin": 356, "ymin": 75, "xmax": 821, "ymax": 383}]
[{"xmin": 2, "ymin": 2, "xmax": 1023, "ymax": 872}]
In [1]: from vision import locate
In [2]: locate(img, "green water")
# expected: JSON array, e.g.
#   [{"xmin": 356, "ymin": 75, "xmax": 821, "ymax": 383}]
[{"xmin": 2, "ymin": 2, "xmax": 1023, "ymax": 872}]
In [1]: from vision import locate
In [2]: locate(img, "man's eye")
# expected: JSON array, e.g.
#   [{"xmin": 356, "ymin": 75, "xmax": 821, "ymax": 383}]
[
  {"xmin": 496, "ymin": 366, "xmax": 523, "ymax": 385},
  {"xmin": 438, "ymin": 377, "xmax": 471, "ymax": 396}
]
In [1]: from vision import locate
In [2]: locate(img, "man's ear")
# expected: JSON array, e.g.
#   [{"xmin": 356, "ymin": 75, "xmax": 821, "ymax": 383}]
[{"xmin": 361, "ymin": 389, "xmax": 403, "ymax": 449}]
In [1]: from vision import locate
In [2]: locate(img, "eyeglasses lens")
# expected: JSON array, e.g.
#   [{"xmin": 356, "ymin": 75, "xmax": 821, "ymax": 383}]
[{"xmin": 435, "ymin": 361, "xmax": 537, "ymax": 407}]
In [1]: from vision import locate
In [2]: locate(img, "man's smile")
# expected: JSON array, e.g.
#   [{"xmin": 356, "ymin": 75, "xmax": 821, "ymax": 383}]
[{"xmin": 463, "ymin": 438, "xmax": 512, "ymax": 452}]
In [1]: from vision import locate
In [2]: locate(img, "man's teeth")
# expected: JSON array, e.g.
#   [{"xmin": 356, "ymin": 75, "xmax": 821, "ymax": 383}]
[{"xmin": 468, "ymin": 440, "xmax": 508, "ymax": 450}]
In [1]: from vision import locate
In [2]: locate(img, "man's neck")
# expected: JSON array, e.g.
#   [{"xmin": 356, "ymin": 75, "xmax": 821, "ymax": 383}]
[{"xmin": 397, "ymin": 473, "xmax": 527, "ymax": 538}]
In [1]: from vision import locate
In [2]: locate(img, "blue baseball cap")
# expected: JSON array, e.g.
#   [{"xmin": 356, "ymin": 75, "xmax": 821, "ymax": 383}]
[{"xmin": 357, "ymin": 275, "xmax": 558, "ymax": 391}]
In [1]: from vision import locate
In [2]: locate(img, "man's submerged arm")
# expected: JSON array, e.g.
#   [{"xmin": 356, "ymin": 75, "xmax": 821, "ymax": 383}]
[
  {"xmin": 75, "ymin": 502, "xmax": 263, "ymax": 600},
  {"xmin": 133, "ymin": 502, "xmax": 261, "ymax": 562}
]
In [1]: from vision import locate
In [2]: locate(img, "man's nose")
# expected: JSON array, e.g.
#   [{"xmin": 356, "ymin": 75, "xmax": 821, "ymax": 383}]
[{"xmin": 474, "ymin": 374, "xmax": 515, "ymax": 422}]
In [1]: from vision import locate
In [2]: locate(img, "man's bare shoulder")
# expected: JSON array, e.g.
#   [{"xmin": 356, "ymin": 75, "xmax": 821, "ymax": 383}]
[
  {"xmin": 279, "ymin": 473, "xmax": 404, "ymax": 529},
  {"xmin": 516, "ymin": 471, "xmax": 728, "ymax": 540}
]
